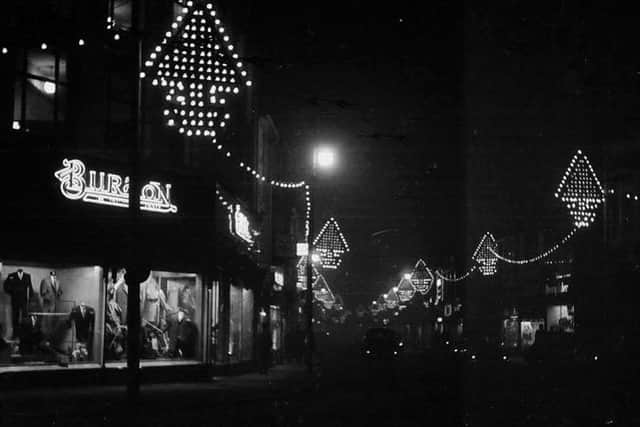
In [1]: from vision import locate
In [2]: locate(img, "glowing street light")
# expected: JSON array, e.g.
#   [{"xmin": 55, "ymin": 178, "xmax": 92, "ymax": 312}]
[{"xmin": 313, "ymin": 145, "xmax": 337, "ymax": 171}]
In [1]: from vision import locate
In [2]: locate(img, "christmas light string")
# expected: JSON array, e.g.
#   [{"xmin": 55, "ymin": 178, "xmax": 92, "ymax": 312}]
[
  {"xmin": 435, "ymin": 266, "xmax": 478, "ymax": 283},
  {"xmin": 487, "ymin": 228, "xmax": 578, "ymax": 265}
]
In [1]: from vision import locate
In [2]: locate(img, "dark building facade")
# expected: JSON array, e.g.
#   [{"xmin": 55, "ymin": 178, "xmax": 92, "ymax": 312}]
[
  {"xmin": 462, "ymin": 4, "xmax": 640, "ymax": 353},
  {"xmin": 0, "ymin": 0, "xmax": 295, "ymax": 385}
]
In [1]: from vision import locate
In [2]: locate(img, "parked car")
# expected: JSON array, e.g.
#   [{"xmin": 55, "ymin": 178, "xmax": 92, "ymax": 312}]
[{"xmin": 361, "ymin": 328, "xmax": 404, "ymax": 359}]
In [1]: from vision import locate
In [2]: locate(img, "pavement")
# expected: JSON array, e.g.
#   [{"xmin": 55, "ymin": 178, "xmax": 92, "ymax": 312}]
[
  {"xmin": 1, "ymin": 348, "xmax": 638, "ymax": 427},
  {"xmin": 0, "ymin": 363, "xmax": 313, "ymax": 427}
]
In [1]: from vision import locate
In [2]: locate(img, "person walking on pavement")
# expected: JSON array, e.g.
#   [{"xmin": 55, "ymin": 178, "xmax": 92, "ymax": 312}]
[{"xmin": 259, "ymin": 319, "xmax": 272, "ymax": 374}]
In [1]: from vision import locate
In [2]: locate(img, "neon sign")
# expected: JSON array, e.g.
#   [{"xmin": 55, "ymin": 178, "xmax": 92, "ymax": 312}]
[
  {"xmin": 228, "ymin": 204, "xmax": 254, "ymax": 245},
  {"xmin": 54, "ymin": 158, "xmax": 178, "ymax": 214}
]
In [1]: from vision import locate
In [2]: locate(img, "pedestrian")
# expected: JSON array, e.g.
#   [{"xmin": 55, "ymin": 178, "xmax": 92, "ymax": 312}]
[{"xmin": 259, "ymin": 320, "xmax": 272, "ymax": 374}]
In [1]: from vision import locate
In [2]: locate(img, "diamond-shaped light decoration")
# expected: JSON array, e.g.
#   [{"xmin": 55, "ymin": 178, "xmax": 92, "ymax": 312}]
[
  {"xmin": 472, "ymin": 233, "xmax": 498, "ymax": 276},
  {"xmin": 384, "ymin": 287, "xmax": 400, "ymax": 310},
  {"xmin": 410, "ymin": 259, "xmax": 435, "ymax": 294},
  {"xmin": 313, "ymin": 217, "xmax": 349, "ymax": 269},
  {"xmin": 312, "ymin": 274, "xmax": 335, "ymax": 306},
  {"xmin": 396, "ymin": 277, "xmax": 416, "ymax": 303},
  {"xmin": 142, "ymin": 1, "xmax": 251, "ymax": 141},
  {"xmin": 554, "ymin": 149, "xmax": 605, "ymax": 228}
]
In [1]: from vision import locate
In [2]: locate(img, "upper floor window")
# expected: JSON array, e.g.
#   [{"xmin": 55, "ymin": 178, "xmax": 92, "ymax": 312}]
[{"xmin": 12, "ymin": 47, "xmax": 67, "ymax": 132}]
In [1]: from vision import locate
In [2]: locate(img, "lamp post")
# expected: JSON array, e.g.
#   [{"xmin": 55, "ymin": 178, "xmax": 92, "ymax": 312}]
[{"xmin": 305, "ymin": 145, "xmax": 337, "ymax": 374}]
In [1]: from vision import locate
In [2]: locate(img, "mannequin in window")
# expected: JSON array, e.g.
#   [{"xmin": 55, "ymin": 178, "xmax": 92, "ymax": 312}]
[
  {"xmin": 140, "ymin": 273, "xmax": 174, "ymax": 327},
  {"xmin": 19, "ymin": 314, "xmax": 43, "ymax": 355},
  {"xmin": 178, "ymin": 282, "xmax": 197, "ymax": 320},
  {"xmin": 3, "ymin": 268, "xmax": 33, "ymax": 339},
  {"xmin": 69, "ymin": 302, "xmax": 95, "ymax": 353},
  {"xmin": 40, "ymin": 271, "xmax": 62, "ymax": 313},
  {"xmin": 114, "ymin": 268, "xmax": 128, "ymax": 324},
  {"xmin": 168, "ymin": 308, "xmax": 198, "ymax": 358}
]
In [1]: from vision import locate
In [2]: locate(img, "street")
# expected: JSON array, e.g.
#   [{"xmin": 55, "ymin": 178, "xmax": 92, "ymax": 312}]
[{"xmin": 2, "ymin": 336, "xmax": 636, "ymax": 427}]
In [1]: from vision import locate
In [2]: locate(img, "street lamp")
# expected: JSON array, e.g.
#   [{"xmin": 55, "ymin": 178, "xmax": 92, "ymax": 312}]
[{"xmin": 306, "ymin": 145, "xmax": 337, "ymax": 374}]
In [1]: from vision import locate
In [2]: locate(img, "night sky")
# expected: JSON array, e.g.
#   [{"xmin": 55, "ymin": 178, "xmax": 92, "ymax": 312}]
[{"xmin": 218, "ymin": 2, "xmax": 640, "ymax": 307}]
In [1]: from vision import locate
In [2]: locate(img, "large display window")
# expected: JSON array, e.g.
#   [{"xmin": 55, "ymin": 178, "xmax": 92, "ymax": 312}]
[
  {"xmin": 547, "ymin": 305, "xmax": 574, "ymax": 333},
  {"xmin": 104, "ymin": 269, "xmax": 203, "ymax": 363},
  {"xmin": 0, "ymin": 261, "xmax": 103, "ymax": 369},
  {"xmin": 228, "ymin": 284, "xmax": 254, "ymax": 363}
]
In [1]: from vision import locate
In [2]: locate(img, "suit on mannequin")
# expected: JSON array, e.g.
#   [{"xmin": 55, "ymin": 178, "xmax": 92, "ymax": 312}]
[
  {"xmin": 3, "ymin": 269, "xmax": 33, "ymax": 339},
  {"xmin": 69, "ymin": 303, "xmax": 95, "ymax": 345},
  {"xmin": 115, "ymin": 281, "xmax": 128, "ymax": 324},
  {"xmin": 40, "ymin": 272, "xmax": 62, "ymax": 313},
  {"xmin": 19, "ymin": 314, "xmax": 43, "ymax": 354}
]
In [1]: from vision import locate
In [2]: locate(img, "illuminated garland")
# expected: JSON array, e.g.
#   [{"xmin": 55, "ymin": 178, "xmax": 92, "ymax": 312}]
[
  {"xmin": 312, "ymin": 217, "xmax": 350, "ymax": 269},
  {"xmin": 435, "ymin": 266, "xmax": 477, "ymax": 283},
  {"xmin": 410, "ymin": 259, "xmax": 434, "ymax": 294},
  {"xmin": 141, "ymin": 1, "xmax": 251, "ymax": 139},
  {"xmin": 472, "ymin": 233, "xmax": 498, "ymax": 276},
  {"xmin": 488, "ymin": 228, "xmax": 577, "ymax": 265},
  {"xmin": 305, "ymin": 185, "xmax": 311, "ymax": 239},
  {"xmin": 555, "ymin": 149, "xmax": 605, "ymax": 228}
]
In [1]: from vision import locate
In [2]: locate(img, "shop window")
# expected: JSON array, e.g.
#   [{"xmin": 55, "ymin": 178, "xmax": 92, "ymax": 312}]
[
  {"xmin": 228, "ymin": 284, "xmax": 254, "ymax": 363},
  {"xmin": 103, "ymin": 268, "xmax": 203, "ymax": 364},
  {"xmin": 546, "ymin": 305, "xmax": 575, "ymax": 333},
  {"xmin": 0, "ymin": 262, "xmax": 103, "ymax": 369},
  {"xmin": 12, "ymin": 48, "xmax": 68, "ymax": 132}
]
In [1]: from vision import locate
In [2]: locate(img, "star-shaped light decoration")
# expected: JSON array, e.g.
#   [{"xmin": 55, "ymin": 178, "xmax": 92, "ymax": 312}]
[
  {"xmin": 472, "ymin": 233, "xmax": 498, "ymax": 276},
  {"xmin": 410, "ymin": 259, "xmax": 435, "ymax": 294},
  {"xmin": 141, "ymin": 1, "xmax": 251, "ymax": 141},
  {"xmin": 313, "ymin": 217, "xmax": 350, "ymax": 269},
  {"xmin": 396, "ymin": 277, "xmax": 416, "ymax": 303},
  {"xmin": 554, "ymin": 149, "xmax": 605, "ymax": 228}
]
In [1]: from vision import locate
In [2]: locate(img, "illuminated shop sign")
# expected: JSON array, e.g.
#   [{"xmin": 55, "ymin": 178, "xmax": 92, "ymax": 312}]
[
  {"xmin": 228, "ymin": 204, "xmax": 254, "ymax": 244},
  {"xmin": 54, "ymin": 158, "xmax": 178, "ymax": 214}
]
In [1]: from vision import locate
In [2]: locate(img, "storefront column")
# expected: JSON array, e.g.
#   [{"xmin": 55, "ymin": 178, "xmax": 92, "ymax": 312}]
[{"xmin": 127, "ymin": 0, "xmax": 144, "ymax": 403}]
